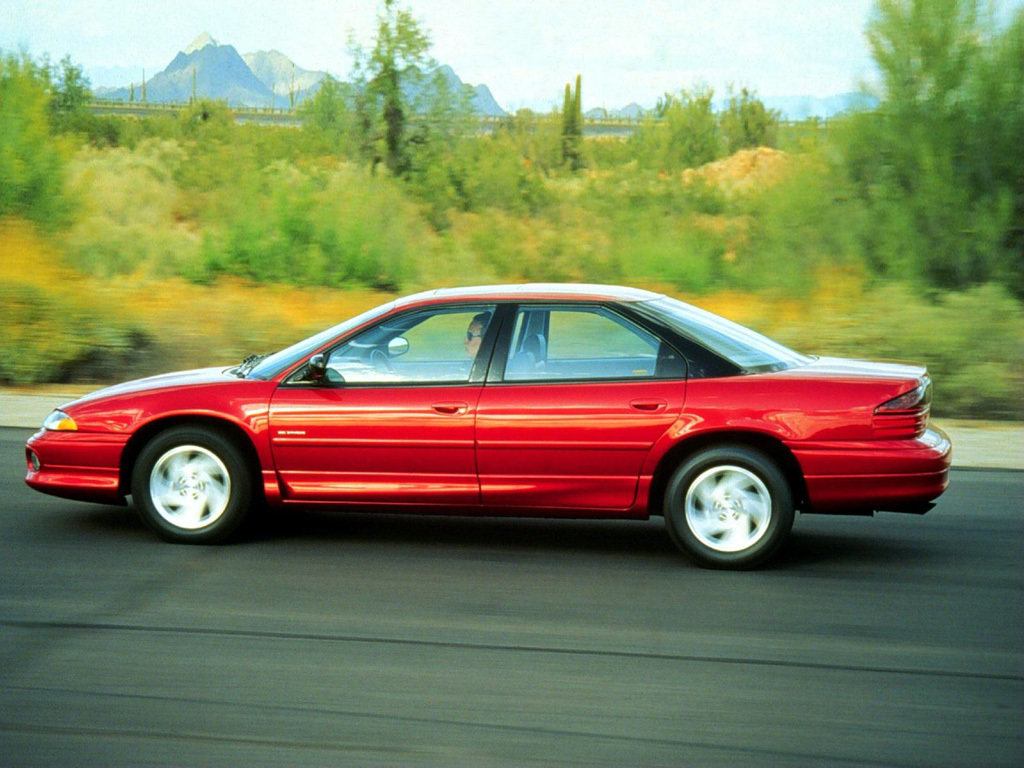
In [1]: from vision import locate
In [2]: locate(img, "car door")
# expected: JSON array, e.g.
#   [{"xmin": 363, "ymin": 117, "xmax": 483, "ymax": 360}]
[
  {"xmin": 475, "ymin": 304, "xmax": 686, "ymax": 511},
  {"xmin": 269, "ymin": 304, "xmax": 498, "ymax": 505}
]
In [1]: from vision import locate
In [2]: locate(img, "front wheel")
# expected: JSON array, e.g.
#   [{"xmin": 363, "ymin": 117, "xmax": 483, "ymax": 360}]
[
  {"xmin": 131, "ymin": 426, "xmax": 252, "ymax": 543},
  {"xmin": 664, "ymin": 446, "xmax": 794, "ymax": 569}
]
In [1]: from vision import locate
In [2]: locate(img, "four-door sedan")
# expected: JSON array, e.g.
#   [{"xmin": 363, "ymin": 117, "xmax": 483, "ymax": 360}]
[{"xmin": 25, "ymin": 284, "xmax": 951, "ymax": 568}]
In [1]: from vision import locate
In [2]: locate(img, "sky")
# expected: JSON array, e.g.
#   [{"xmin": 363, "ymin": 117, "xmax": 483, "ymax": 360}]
[{"xmin": 0, "ymin": 0, "xmax": 1014, "ymax": 112}]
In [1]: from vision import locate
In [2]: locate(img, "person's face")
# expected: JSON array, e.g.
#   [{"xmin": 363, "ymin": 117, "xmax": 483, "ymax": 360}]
[{"xmin": 464, "ymin": 321, "xmax": 484, "ymax": 357}]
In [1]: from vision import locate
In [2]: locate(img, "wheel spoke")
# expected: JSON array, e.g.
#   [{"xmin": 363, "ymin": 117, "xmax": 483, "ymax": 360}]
[
  {"xmin": 696, "ymin": 517, "xmax": 733, "ymax": 540},
  {"xmin": 693, "ymin": 482, "xmax": 717, "ymax": 511},
  {"xmin": 718, "ymin": 522, "xmax": 748, "ymax": 549},
  {"xmin": 203, "ymin": 483, "xmax": 228, "ymax": 518},
  {"xmin": 743, "ymin": 492, "xmax": 770, "ymax": 525}
]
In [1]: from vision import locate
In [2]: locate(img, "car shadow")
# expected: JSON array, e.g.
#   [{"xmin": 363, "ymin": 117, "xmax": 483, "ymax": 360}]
[
  {"xmin": 247, "ymin": 506, "xmax": 681, "ymax": 559},
  {"xmin": 48, "ymin": 501, "xmax": 937, "ymax": 571}
]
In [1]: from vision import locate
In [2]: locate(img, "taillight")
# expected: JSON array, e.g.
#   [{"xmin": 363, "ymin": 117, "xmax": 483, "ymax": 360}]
[{"xmin": 873, "ymin": 379, "xmax": 932, "ymax": 438}]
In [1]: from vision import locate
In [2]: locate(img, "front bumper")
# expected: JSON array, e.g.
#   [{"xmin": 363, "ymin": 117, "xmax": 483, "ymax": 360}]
[
  {"xmin": 789, "ymin": 426, "xmax": 952, "ymax": 514},
  {"xmin": 25, "ymin": 428, "xmax": 129, "ymax": 505}
]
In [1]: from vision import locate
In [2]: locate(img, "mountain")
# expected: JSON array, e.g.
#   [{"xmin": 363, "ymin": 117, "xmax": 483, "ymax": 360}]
[
  {"xmin": 98, "ymin": 33, "xmax": 505, "ymax": 115},
  {"xmin": 185, "ymin": 32, "xmax": 218, "ymax": 54},
  {"xmin": 584, "ymin": 103, "xmax": 646, "ymax": 120},
  {"xmin": 243, "ymin": 50, "xmax": 328, "ymax": 105},
  {"xmin": 437, "ymin": 65, "xmax": 506, "ymax": 116},
  {"xmin": 103, "ymin": 33, "xmax": 279, "ymax": 107}
]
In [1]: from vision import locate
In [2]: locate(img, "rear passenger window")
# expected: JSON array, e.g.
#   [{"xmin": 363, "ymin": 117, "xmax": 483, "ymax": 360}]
[{"xmin": 505, "ymin": 306, "xmax": 670, "ymax": 381}]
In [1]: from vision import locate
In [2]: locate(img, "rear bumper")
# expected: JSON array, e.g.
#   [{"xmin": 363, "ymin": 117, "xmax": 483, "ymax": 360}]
[
  {"xmin": 790, "ymin": 427, "xmax": 952, "ymax": 514},
  {"xmin": 24, "ymin": 429, "xmax": 128, "ymax": 505}
]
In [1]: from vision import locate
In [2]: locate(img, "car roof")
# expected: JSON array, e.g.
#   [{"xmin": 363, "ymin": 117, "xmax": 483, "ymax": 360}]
[{"xmin": 394, "ymin": 283, "xmax": 664, "ymax": 308}]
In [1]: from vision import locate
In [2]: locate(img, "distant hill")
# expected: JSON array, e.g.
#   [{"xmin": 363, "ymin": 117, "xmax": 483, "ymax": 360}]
[
  {"xmin": 761, "ymin": 92, "xmax": 879, "ymax": 120},
  {"xmin": 583, "ymin": 94, "xmax": 877, "ymax": 123},
  {"xmin": 96, "ymin": 32, "xmax": 505, "ymax": 115},
  {"xmin": 437, "ymin": 65, "xmax": 506, "ymax": 117},
  {"xmin": 585, "ymin": 103, "xmax": 646, "ymax": 120},
  {"xmin": 102, "ymin": 33, "xmax": 280, "ymax": 107},
  {"xmin": 93, "ymin": 32, "xmax": 870, "ymax": 120},
  {"xmin": 243, "ymin": 50, "xmax": 328, "ymax": 106}
]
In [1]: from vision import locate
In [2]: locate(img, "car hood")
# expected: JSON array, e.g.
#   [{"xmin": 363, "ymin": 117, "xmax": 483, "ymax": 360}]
[{"xmin": 67, "ymin": 367, "xmax": 239, "ymax": 407}]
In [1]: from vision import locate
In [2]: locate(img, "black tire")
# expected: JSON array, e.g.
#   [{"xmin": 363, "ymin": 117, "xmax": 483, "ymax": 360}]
[
  {"xmin": 131, "ymin": 426, "xmax": 252, "ymax": 543},
  {"xmin": 664, "ymin": 445, "xmax": 794, "ymax": 569}
]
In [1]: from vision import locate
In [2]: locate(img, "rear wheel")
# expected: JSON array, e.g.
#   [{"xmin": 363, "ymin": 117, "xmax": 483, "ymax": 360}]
[
  {"xmin": 664, "ymin": 446, "xmax": 794, "ymax": 569},
  {"xmin": 131, "ymin": 426, "xmax": 251, "ymax": 543}
]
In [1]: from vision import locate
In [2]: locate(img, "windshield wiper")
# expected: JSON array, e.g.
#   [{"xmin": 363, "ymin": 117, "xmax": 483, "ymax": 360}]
[{"xmin": 234, "ymin": 353, "xmax": 267, "ymax": 378}]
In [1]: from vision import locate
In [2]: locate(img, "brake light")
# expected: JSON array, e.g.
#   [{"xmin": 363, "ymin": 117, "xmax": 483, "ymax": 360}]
[{"xmin": 873, "ymin": 379, "xmax": 931, "ymax": 438}]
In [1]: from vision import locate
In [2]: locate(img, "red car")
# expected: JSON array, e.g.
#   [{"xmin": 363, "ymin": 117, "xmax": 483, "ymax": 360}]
[{"xmin": 25, "ymin": 284, "xmax": 951, "ymax": 568}]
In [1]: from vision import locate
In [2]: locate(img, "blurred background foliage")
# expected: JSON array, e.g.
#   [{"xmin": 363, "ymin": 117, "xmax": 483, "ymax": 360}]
[{"xmin": 0, "ymin": 0, "xmax": 1021, "ymax": 418}]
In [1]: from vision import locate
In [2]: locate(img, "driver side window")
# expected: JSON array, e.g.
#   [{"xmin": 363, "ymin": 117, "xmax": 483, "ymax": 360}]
[{"xmin": 326, "ymin": 306, "xmax": 495, "ymax": 385}]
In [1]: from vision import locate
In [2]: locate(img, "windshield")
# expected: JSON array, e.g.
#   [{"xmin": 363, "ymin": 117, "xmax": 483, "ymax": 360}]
[
  {"xmin": 246, "ymin": 300, "xmax": 399, "ymax": 379},
  {"xmin": 641, "ymin": 297, "xmax": 811, "ymax": 373}
]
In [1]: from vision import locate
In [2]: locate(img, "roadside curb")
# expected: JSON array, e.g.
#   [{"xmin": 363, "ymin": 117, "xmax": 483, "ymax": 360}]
[{"xmin": 2, "ymin": 389, "xmax": 1021, "ymax": 471}]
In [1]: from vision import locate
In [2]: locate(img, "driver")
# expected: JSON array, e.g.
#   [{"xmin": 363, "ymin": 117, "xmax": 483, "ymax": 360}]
[{"xmin": 464, "ymin": 312, "xmax": 491, "ymax": 358}]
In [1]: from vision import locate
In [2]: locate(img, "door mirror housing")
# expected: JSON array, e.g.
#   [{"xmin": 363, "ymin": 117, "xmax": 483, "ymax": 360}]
[
  {"xmin": 308, "ymin": 353, "xmax": 327, "ymax": 382},
  {"xmin": 388, "ymin": 337, "xmax": 410, "ymax": 358}
]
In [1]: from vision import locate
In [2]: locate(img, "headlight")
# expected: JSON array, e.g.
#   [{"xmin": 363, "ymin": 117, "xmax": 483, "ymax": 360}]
[{"xmin": 42, "ymin": 409, "xmax": 78, "ymax": 431}]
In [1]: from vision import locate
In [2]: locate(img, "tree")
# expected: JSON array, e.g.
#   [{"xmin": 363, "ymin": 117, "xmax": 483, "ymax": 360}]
[
  {"xmin": 299, "ymin": 75, "xmax": 355, "ymax": 152},
  {"xmin": 352, "ymin": 0, "xmax": 434, "ymax": 176},
  {"xmin": 49, "ymin": 54, "xmax": 91, "ymax": 132},
  {"xmin": 633, "ymin": 86, "xmax": 719, "ymax": 170},
  {"xmin": 0, "ymin": 53, "xmax": 66, "ymax": 224},
  {"xmin": 843, "ymin": 0, "xmax": 1023, "ymax": 293},
  {"xmin": 719, "ymin": 86, "xmax": 779, "ymax": 153}
]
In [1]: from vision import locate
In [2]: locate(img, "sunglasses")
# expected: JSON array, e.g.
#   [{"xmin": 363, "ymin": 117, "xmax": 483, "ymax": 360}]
[{"xmin": 465, "ymin": 331, "xmax": 483, "ymax": 341}]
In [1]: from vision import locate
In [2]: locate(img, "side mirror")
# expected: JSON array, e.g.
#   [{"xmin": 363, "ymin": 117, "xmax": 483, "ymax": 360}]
[
  {"xmin": 308, "ymin": 353, "xmax": 327, "ymax": 382},
  {"xmin": 387, "ymin": 337, "xmax": 410, "ymax": 358}
]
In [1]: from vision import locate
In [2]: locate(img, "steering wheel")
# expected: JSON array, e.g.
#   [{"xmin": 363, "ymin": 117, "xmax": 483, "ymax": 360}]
[{"xmin": 370, "ymin": 347, "xmax": 393, "ymax": 372}]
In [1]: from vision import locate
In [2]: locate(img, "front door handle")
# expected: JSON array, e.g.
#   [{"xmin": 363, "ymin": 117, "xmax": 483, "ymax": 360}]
[
  {"xmin": 432, "ymin": 402, "xmax": 469, "ymax": 415},
  {"xmin": 629, "ymin": 399, "xmax": 668, "ymax": 412}
]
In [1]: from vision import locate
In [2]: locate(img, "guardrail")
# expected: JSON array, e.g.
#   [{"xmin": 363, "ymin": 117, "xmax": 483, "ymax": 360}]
[
  {"xmin": 86, "ymin": 99, "xmax": 648, "ymax": 126},
  {"xmin": 86, "ymin": 99, "xmax": 826, "ymax": 133}
]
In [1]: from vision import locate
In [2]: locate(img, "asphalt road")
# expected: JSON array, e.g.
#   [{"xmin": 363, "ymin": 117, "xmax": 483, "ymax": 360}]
[{"xmin": 1, "ymin": 427, "xmax": 1021, "ymax": 767}]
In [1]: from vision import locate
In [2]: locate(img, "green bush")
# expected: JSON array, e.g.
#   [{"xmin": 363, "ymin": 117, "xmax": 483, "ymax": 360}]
[
  {"xmin": 630, "ymin": 87, "xmax": 720, "ymax": 171},
  {"xmin": 198, "ymin": 163, "xmax": 426, "ymax": 291},
  {"xmin": 719, "ymin": 87, "xmax": 780, "ymax": 154},
  {"xmin": 0, "ymin": 52, "xmax": 67, "ymax": 226}
]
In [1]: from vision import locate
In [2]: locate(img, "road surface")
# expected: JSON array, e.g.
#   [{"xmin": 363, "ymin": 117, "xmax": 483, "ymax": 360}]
[{"xmin": 1, "ymin": 427, "xmax": 1021, "ymax": 766}]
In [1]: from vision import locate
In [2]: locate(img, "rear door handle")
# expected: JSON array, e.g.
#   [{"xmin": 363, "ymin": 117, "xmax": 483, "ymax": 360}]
[
  {"xmin": 630, "ymin": 399, "xmax": 668, "ymax": 412},
  {"xmin": 432, "ymin": 402, "xmax": 469, "ymax": 415}
]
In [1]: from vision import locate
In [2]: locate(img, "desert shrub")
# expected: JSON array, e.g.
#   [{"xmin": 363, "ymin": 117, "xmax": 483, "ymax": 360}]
[
  {"xmin": 736, "ymin": 154, "xmax": 867, "ymax": 292},
  {"xmin": 461, "ymin": 206, "xmax": 619, "ymax": 284},
  {"xmin": 62, "ymin": 140, "xmax": 198, "ymax": 276}
]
